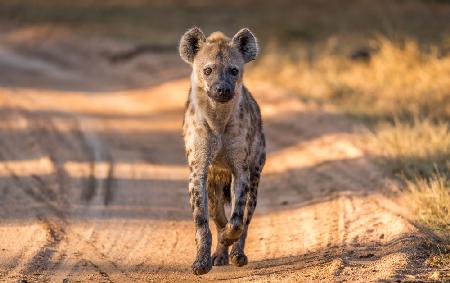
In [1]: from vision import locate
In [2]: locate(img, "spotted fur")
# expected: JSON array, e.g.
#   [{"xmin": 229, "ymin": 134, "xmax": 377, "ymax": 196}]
[{"xmin": 180, "ymin": 27, "xmax": 266, "ymax": 275}]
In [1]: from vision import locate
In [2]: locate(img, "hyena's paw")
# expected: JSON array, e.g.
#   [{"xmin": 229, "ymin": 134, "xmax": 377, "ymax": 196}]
[
  {"xmin": 191, "ymin": 255, "xmax": 212, "ymax": 275},
  {"xmin": 221, "ymin": 222, "xmax": 243, "ymax": 246},
  {"xmin": 212, "ymin": 250, "xmax": 228, "ymax": 266},
  {"xmin": 230, "ymin": 247, "xmax": 248, "ymax": 267}
]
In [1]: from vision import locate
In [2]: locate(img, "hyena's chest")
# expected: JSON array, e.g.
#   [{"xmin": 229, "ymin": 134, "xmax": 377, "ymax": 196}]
[{"xmin": 212, "ymin": 127, "xmax": 250, "ymax": 167}]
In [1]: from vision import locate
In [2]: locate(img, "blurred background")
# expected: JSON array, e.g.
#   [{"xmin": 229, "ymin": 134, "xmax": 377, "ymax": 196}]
[
  {"xmin": 0, "ymin": 1, "xmax": 449, "ymax": 282},
  {"xmin": 1, "ymin": 0, "xmax": 449, "ymax": 117}
]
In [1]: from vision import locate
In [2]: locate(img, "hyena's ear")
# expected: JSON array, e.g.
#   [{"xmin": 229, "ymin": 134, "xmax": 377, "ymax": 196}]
[
  {"xmin": 179, "ymin": 27, "xmax": 206, "ymax": 64},
  {"xmin": 231, "ymin": 28, "xmax": 259, "ymax": 63}
]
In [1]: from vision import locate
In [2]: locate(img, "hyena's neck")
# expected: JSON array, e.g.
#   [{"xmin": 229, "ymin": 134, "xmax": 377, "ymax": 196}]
[{"xmin": 190, "ymin": 82, "xmax": 242, "ymax": 135}]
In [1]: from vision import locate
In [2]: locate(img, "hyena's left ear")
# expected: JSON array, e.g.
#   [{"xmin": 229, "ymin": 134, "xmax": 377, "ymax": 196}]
[
  {"xmin": 231, "ymin": 28, "xmax": 259, "ymax": 63},
  {"xmin": 179, "ymin": 27, "xmax": 206, "ymax": 64}
]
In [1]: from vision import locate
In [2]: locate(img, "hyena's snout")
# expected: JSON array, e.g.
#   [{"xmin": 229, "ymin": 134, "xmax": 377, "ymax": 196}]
[{"xmin": 208, "ymin": 81, "xmax": 234, "ymax": 103}]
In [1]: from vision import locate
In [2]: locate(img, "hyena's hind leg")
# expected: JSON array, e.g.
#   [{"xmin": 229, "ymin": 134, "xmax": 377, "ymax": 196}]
[
  {"xmin": 230, "ymin": 158, "xmax": 264, "ymax": 266},
  {"xmin": 208, "ymin": 171, "xmax": 232, "ymax": 266}
]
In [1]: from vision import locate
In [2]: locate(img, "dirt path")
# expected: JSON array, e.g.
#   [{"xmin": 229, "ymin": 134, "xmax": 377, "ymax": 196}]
[{"xmin": 0, "ymin": 32, "xmax": 430, "ymax": 282}]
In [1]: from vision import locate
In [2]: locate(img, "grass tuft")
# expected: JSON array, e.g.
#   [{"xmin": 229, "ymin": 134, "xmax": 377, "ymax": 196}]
[
  {"xmin": 406, "ymin": 173, "xmax": 450, "ymax": 245},
  {"xmin": 367, "ymin": 119, "xmax": 450, "ymax": 179}
]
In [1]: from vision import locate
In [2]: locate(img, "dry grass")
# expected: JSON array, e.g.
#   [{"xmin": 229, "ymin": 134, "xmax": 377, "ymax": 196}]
[
  {"xmin": 406, "ymin": 173, "xmax": 450, "ymax": 243},
  {"xmin": 251, "ymin": 38, "xmax": 450, "ymax": 120},
  {"xmin": 366, "ymin": 119, "xmax": 450, "ymax": 179},
  {"xmin": 251, "ymin": 35, "xmax": 450, "ymax": 260},
  {"xmin": 366, "ymin": 120, "xmax": 450, "ymax": 258},
  {"xmin": 407, "ymin": 172, "xmax": 450, "ymax": 270}
]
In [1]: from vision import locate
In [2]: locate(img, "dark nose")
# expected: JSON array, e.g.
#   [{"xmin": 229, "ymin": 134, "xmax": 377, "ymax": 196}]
[{"xmin": 215, "ymin": 84, "xmax": 231, "ymax": 95}]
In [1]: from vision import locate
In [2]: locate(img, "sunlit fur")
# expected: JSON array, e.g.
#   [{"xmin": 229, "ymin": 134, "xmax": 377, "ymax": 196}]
[{"xmin": 180, "ymin": 27, "xmax": 265, "ymax": 275}]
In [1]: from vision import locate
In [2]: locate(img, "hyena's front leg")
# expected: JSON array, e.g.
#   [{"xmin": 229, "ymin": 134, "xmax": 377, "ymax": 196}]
[
  {"xmin": 230, "ymin": 168, "xmax": 261, "ymax": 266},
  {"xmin": 221, "ymin": 167, "xmax": 249, "ymax": 247},
  {"xmin": 188, "ymin": 157, "xmax": 212, "ymax": 275},
  {"xmin": 208, "ymin": 182, "xmax": 229, "ymax": 266}
]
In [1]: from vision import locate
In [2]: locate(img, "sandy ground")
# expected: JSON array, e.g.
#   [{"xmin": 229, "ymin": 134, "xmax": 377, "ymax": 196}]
[{"xmin": 0, "ymin": 29, "xmax": 435, "ymax": 282}]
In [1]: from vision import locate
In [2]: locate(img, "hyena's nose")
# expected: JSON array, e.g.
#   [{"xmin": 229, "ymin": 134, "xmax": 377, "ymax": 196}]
[{"xmin": 215, "ymin": 84, "xmax": 231, "ymax": 95}]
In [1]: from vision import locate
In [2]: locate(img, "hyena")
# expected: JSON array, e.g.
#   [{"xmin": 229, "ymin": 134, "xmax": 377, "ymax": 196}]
[{"xmin": 179, "ymin": 27, "xmax": 266, "ymax": 275}]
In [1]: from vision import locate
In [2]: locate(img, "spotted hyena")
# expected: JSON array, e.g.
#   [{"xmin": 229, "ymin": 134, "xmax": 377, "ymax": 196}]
[{"xmin": 179, "ymin": 27, "xmax": 266, "ymax": 275}]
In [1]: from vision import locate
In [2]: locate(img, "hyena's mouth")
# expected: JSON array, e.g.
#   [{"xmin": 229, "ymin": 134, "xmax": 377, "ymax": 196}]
[{"xmin": 207, "ymin": 91, "xmax": 235, "ymax": 103}]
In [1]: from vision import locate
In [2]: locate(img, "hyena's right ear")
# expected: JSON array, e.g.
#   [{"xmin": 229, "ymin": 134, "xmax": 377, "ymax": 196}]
[{"xmin": 179, "ymin": 27, "xmax": 206, "ymax": 64}]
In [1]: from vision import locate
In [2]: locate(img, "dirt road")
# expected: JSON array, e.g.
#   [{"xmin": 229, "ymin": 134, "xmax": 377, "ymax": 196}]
[{"xmin": 0, "ymin": 30, "xmax": 431, "ymax": 282}]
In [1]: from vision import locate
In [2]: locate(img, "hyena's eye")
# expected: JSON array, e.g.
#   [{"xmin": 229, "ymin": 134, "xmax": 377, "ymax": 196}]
[
  {"xmin": 203, "ymin": 67, "xmax": 212, "ymax": 76},
  {"xmin": 230, "ymin": 67, "xmax": 239, "ymax": 76}
]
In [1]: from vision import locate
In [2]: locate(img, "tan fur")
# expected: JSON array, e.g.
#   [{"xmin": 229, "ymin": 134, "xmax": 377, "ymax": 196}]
[
  {"xmin": 179, "ymin": 27, "xmax": 265, "ymax": 275},
  {"xmin": 207, "ymin": 31, "xmax": 230, "ymax": 42}
]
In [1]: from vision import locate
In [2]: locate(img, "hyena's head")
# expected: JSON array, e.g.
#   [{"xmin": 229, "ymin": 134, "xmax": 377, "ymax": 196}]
[{"xmin": 179, "ymin": 27, "xmax": 258, "ymax": 103}]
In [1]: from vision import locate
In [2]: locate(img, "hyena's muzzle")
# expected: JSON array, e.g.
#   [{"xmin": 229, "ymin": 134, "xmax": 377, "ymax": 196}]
[{"xmin": 207, "ymin": 81, "xmax": 234, "ymax": 103}]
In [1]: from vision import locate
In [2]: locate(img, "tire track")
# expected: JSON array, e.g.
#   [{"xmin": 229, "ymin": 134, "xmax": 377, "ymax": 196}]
[
  {"xmin": 0, "ymin": 100, "xmax": 127, "ymax": 281},
  {"xmin": 103, "ymin": 158, "xmax": 115, "ymax": 206},
  {"xmin": 0, "ymin": 111, "xmax": 69, "ymax": 281},
  {"xmin": 20, "ymin": 216, "xmax": 66, "ymax": 280}
]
